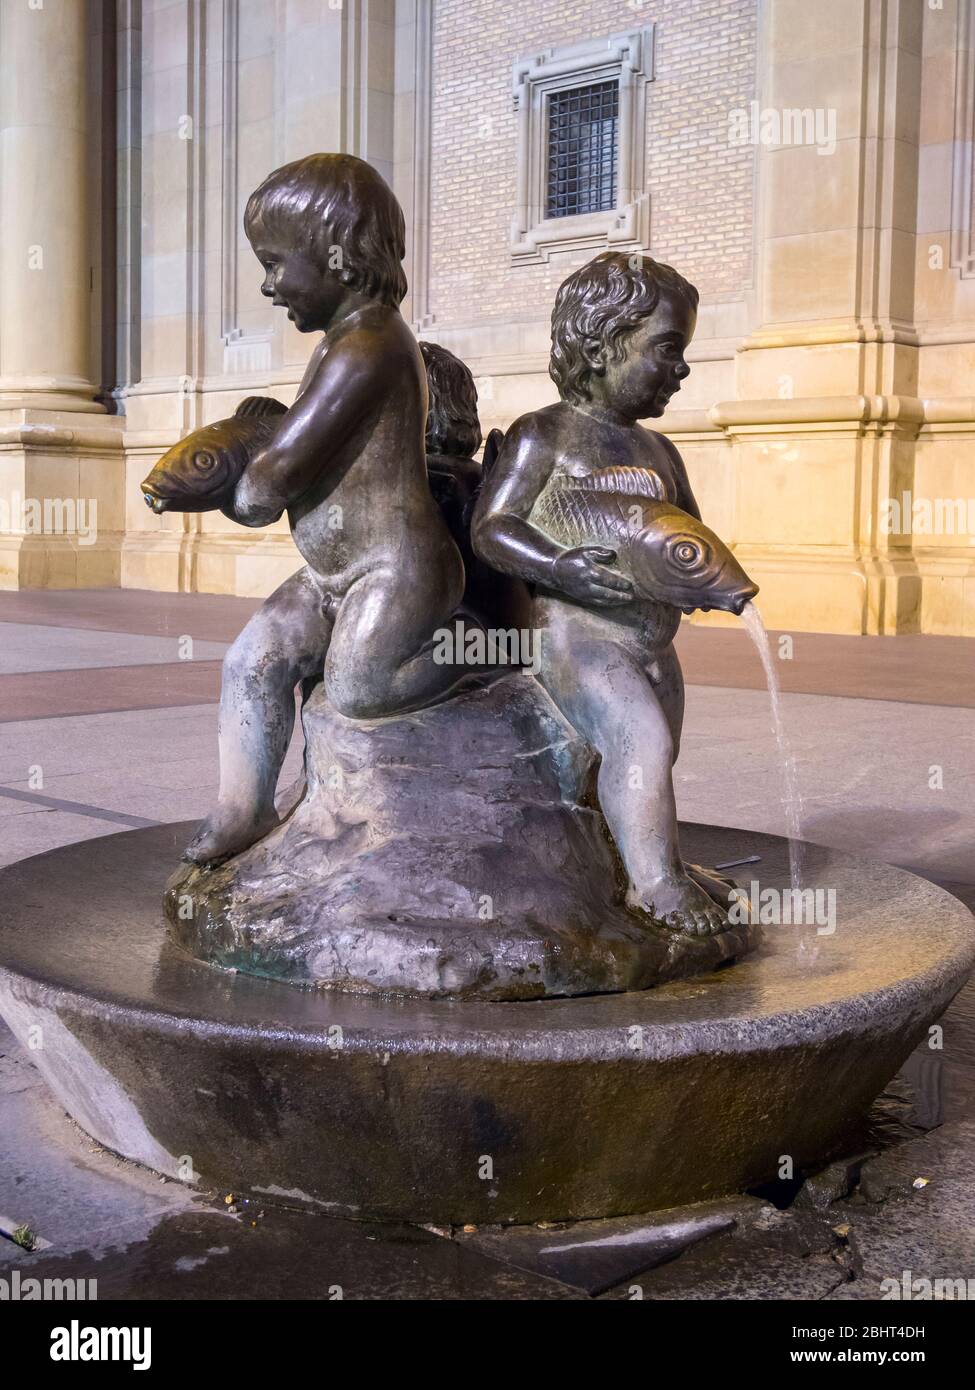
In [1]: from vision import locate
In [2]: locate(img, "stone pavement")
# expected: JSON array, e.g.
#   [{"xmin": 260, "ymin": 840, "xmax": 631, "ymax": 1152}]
[{"xmin": 1, "ymin": 589, "xmax": 973, "ymax": 1299}]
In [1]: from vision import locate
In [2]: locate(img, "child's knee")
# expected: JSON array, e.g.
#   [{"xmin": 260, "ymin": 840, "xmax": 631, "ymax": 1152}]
[{"xmin": 323, "ymin": 656, "xmax": 390, "ymax": 719}]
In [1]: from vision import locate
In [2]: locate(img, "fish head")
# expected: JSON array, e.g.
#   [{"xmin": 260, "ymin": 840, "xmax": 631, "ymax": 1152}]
[
  {"xmin": 631, "ymin": 506, "xmax": 759, "ymax": 615},
  {"xmin": 140, "ymin": 421, "xmax": 251, "ymax": 514}
]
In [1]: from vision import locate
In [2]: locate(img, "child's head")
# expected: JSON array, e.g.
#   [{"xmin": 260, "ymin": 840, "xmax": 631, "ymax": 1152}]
[
  {"xmin": 550, "ymin": 252, "xmax": 699, "ymax": 417},
  {"xmin": 244, "ymin": 153, "xmax": 408, "ymax": 326},
  {"xmin": 419, "ymin": 342, "xmax": 482, "ymax": 459}
]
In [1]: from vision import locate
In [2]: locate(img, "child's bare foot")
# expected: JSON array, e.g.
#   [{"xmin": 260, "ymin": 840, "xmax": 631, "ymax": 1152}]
[
  {"xmin": 183, "ymin": 804, "xmax": 280, "ymax": 866},
  {"xmin": 685, "ymin": 862, "xmax": 739, "ymax": 910},
  {"xmin": 628, "ymin": 870, "xmax": 730, "ymax": 937}
]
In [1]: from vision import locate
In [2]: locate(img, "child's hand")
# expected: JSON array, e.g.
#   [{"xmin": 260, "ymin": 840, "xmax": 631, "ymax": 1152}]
[{"xmin": 551, "ymin": 546, "xmax": 633, "ymax": 606}]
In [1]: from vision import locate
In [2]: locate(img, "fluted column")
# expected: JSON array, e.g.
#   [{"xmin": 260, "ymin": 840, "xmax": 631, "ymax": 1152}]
[{"xmin": 0, "ymin": 0, "xmax": 101, "ymax": 411}]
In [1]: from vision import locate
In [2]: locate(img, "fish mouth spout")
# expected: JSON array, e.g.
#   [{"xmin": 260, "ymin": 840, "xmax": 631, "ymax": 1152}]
[
  {"xmin": 727, "ymin": 581, "xmax": 759, "ymax": 615},
  {"xmin": 141, "ymin": 487, "xmax": 169, "ymax": 514}
]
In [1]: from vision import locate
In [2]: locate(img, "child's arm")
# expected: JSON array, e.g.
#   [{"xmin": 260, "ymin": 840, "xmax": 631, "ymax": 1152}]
[
  {"xmin": 226, "ymin": 331, "xmax": 379, "ymax": 527},
  {"xmin": 472, "ymin": 416, "xmax": 633, "ymax": 606}
]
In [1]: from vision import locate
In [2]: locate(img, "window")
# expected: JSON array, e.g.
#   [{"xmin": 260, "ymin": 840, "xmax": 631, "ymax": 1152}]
[
  {"xmin": 546, "ymin": 80, "xmax": 619, "ymax": 219},
  {"xmin": 511, "ymin": 28, "xmax": 653, "ymax": 266}
]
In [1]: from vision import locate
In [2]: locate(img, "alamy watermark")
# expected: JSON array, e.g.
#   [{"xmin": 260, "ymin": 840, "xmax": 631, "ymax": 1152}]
[
  {"xmin": 0, "ymin": 493, "xmax": 98, "ymax": 544},
  {"xmin": 432, "ymin": 620, "xmax": 541, "ymax": 675},
  {"xmin": 0, "ymin": 1270, "xmax": 97, "ymax": 1301},
  {"xmin": 879, "ymin": 492, "xmax": 975, "ymax": 539},
  {"xmin": 728, "ymin": 102, "xmax": 837, "ymax": 156},
  {"xmin": 881, "ymin": 1269, "xmax": 975, "ymax": 1300},
  {"xmin": 728, "ymin": 880, "xmax": 837, "ymax": 935}
]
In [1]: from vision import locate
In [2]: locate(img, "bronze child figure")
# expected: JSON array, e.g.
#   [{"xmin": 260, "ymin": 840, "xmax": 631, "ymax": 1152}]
[
  {"xmin": 473, "ymin": 251, "xmax": 756, "ymax": 936},
  {"xmin": 419, "ymin": 340, "xmax": 527, "ymax": 631},
  {"xmin": 185, "ymin": 154, "xmax": 468, "ymax": 864}
]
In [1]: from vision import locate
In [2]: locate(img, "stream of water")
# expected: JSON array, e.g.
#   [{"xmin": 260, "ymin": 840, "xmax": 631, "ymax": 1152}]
[{"xmin": 739, "ymin": 601, "xmax": 807, "ymax": 892}]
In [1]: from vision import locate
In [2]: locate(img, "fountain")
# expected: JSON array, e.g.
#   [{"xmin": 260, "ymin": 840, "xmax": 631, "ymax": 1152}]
[
  {"xmin": 739, "ymin": 601, "xmax": 807, "ymax": 893},
  {"xmin": 0, "ymin": 161, "xmax": 972, "ymax": 1225}
]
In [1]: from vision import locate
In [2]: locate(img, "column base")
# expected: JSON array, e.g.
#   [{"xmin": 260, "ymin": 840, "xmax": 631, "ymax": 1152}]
[{"xmin": 0, "ymin": 407, "xmax": 125, "ymax": 590}]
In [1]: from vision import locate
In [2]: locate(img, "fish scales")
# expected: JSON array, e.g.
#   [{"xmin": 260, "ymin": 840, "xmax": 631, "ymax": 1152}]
[
  {"xmin": 575, "ymin": 466, "xmax": 667, "ymax": 499},
  {"xmin": 531, "ymin": 484, "xmax": 650, "ymax": 556}
]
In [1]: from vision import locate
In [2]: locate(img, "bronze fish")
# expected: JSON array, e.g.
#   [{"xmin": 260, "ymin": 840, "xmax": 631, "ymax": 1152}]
[
  {"xmin": 140, "ymin": 397, "xmax": 287, "ymax": 514},
  {"xmin": 530, "ymin": 467, "xmax": 758, "ymax": 615}
]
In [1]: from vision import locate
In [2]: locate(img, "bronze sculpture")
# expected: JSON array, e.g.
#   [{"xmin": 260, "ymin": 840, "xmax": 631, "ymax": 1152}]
[
  {"xmin": 473, "ymin": 252, "xmax": 756, "ymax": 935},
  {"xmin": 148, "ymin": 154, "xmax": 759, "ymax": 986},
  {"xmin": 10, "ymin": 152, "xmax": 972, "ymax": 1230},
  {"xmin": 172, "ymin": 154, "xmax": 478, "ymax": 864}
]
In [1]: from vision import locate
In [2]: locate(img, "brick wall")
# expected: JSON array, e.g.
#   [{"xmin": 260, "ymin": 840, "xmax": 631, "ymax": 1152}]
[{"xmin": 428, "ymin": 0, "xmax": 757, "ymax": 328}]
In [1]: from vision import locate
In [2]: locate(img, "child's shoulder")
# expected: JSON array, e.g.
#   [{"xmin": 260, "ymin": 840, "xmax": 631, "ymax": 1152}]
[
  {"xmin": 503, "ymin": 402, "xmax": 570, "ymax": 450},
  {"xmin": 316, "ymin": 308, "xmax": 418, "ymax": 384},
  {"xmin": 636, "ymin": 423, "xmax": 681, "ymax": 458}
]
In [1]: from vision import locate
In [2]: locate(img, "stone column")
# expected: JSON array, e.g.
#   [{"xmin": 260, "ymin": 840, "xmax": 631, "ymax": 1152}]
[
  {"xmin": 0, "ymin": 0, "xmax": 100, "ymax": 411},
  {"xmin": 716, "ymin": 0, "xmax": 925, "ymax": 634},
  {"xmin": 0, "ymin": 0, "xmax": 126, "ymax": 590}
]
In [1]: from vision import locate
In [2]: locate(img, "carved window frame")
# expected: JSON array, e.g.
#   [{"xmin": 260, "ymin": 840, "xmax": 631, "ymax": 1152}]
[{"xmin": 510, "ymin": 28, "xmax": 654, "ymax": 267}]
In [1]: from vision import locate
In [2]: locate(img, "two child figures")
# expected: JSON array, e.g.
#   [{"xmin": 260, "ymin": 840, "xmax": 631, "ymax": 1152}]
[{"xmin": 186, "ymin": 152, "xmax": 752, "ymax": 940}]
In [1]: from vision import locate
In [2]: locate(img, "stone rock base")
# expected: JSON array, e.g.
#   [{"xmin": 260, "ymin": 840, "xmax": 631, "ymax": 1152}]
[{"xmin": 168, "ymin": 673, "xmax": 757, "ymax": 999}]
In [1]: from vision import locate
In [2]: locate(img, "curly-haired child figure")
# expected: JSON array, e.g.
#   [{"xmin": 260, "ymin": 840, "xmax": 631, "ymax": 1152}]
[
  {"xmin": 419, "ymin": 341, "xmax": 527, "ymax": 631},
  {"xmin": 186, "ymin": 155, "xmax": 466, "ymax": 864},
  {"xmin": 473, "ymin": 251, "xmax": 736, "ymax": 936}
]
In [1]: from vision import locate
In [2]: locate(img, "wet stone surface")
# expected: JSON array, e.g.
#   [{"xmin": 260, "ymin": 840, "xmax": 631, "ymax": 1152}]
[{"xmin": 3, "ymin": 966, "xmax": 975, "ymax": 1298}]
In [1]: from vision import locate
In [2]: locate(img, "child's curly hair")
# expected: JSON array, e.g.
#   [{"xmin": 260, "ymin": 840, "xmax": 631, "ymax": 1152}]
[
  {"xmin": 550, "ymin": 252, "xmax": 699, "ymax": 404},
  {"xmin": 244, "ymin": 153, "xmax": 408, "ymax": 308},
  {"xmin": 419, "ymin": 342, "xmax": 482, "ymax": 459}
]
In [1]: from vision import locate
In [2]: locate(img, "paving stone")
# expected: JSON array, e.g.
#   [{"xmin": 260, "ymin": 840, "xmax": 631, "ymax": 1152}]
[
  {"xmin": 5, "ymin": 1207, "xmax": 583, "ymax": 1301},
  {"xmin": 600, "ymin": 1227, "xmax": 850, "ymax": 1301},
  {"xmin": 454, "ymin": 1198, "xmax": 758, "ymax": 1294}
]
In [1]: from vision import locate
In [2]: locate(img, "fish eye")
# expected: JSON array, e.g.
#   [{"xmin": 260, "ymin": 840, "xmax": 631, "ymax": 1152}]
[
  {"xmin": 673, "ymin": 539, "xmax": 702, "ymax": 567},
  {"xmin": 194, "ymin": 451, "xmax": 217, "ymax": 471}
]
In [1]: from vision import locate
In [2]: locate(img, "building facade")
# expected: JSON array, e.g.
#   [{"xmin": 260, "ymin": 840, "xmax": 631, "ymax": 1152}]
[{"xmin": 1, "ymin": 0, "xmax": 974, "ymax": 634}]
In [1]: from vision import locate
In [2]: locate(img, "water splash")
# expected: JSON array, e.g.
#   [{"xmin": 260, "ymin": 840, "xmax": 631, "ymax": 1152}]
[{"xmin": 739, "ymin": 601, "xmax": 806, "ymax": 892}]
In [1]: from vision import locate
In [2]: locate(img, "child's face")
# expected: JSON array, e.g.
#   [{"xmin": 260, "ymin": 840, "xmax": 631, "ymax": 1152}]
[
  {"xmin": 588, "ymin": 287, "xmax": 696, "ymax": 421},
  {"xmin": 251, "ymin": 237, "xmax": 345, "ymax": 332}
]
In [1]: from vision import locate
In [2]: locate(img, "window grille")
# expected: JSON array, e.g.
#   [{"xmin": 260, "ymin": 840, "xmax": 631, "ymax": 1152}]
[{"xmin": 545, "ymin": 80, "xmax": 619, "ymax": 219}]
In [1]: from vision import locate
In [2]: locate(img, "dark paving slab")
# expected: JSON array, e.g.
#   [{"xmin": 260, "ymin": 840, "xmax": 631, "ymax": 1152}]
[
  {"xmin": 600, "ymin": 1218, "xmax": 851, "ymax": 1300},
  {"xmin": 825, "ymin": 1120, "xmax": 975, "ymax": 1299},
  {"xmin": 455, "ymin": 1198, "xmax": 754, "ymax": 1294},
  {"xmin": 0, "ymin": 588, "xmax": 261, "ymax": 642},
  {"xmin": 5, "ymin": 1207, "xmax": 582, "ymax": 1301},
  {"xmin": 677, "ymin": 625, "xmax": 975, "ymax": 708},
  {"xmin": 2, "ymin": 590, "xmax": 972, "ymax": 708},
  {"xmin": 0, "ymin": 661, "xmax": 223, "ymax": 722}
]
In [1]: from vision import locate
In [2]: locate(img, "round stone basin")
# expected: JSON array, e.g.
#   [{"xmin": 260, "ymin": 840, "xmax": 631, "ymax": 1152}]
[{"xmin": 0, "ymin": 821, "xmax": 972, "ymax": 1224}]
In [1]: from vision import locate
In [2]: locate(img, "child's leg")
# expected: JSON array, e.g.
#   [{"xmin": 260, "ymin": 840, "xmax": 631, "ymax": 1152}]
[
  {"xmin": 184, "ymin": 567, "xmax": 332, "ymax": 864},
  {"xmin": 649, "ymin": 643, "xmax": 738, "ymax": 910},
  {"xmin": 322, "ymin": 565, "xmax": 490, "ymax": 719},
  {"xmin": 540, "ymin": 625, "xmax": 727, "ymax": 936}
]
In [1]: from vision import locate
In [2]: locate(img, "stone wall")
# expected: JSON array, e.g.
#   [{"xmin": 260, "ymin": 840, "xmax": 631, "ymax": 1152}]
[
  {"xmin": 1, "ymin": 0, "xmax": 974, "ymax": 635},
  {"xmin": 427, "ymin": 0, "xmax": 756, "ymax": 325}
]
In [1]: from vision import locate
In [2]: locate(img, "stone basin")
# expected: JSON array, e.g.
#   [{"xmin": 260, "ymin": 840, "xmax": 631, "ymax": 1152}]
[{"xmin": 0, "ymin": 821, "xmax": 972, "ymax": 1224}]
